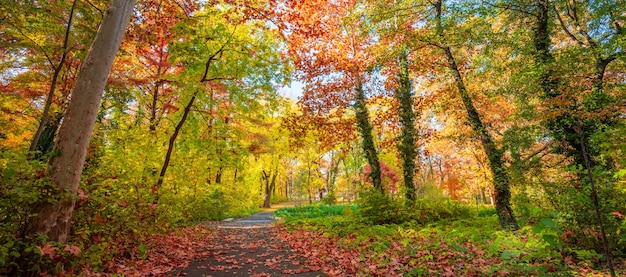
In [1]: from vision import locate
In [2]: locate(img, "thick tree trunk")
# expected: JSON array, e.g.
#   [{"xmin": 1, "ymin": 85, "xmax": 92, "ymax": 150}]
[
  {"xmin": 435, "ymin": 0, "xmax": 518, "ymax": 230},
  {"xmin": 29, "ymin": 0, "xmax": 77, "ymax": 154},
  {"xmin": 395, "ymin": 51, "xmax": 418, "ymax": 201},
  {"xmin": 354, "ymin": 79, "xmax": 383, "ymax": 192},
  {"xmin": 25, "ymin": 0, "xmax": 135, "ymax": 243}
]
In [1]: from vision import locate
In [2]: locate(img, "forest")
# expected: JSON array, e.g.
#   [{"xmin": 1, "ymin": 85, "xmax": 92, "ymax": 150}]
[{"xmin": 0, "ymin": 0, "xmax": 625, "ymax": 276}]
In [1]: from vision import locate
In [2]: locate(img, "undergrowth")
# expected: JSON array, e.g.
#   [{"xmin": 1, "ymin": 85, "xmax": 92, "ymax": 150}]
[{"xmin": 276, "ymin": 197, "xmax": 622, "ymax": 276}]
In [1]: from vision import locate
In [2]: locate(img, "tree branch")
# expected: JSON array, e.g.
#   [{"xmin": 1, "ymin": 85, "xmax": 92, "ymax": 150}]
[
  {"xmin": 520, "ymin": 141, "xmax": 553, "ymax": 163},
  {"xmin": 553, "ymin": 5, "xmax": 584, "ymax": 46}
]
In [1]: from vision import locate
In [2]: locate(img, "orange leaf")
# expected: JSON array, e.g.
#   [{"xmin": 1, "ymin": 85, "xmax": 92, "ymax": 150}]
[
  {"xmin": 64, "ymin": 245, "xmax": 82, "ymax": 256},
  {"xmin": 77, "ymin": 188, "xmax": 89, "ymax": 201},
  {"xmin": 36, "ymin": 243, "xmax": 57, "ymax": 258}
]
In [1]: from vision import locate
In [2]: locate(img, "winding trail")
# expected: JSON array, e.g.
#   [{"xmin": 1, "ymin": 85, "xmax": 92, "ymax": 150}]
[{"xmin": 173, "ymin": 204, "xmax": 325, "ymax": 277}]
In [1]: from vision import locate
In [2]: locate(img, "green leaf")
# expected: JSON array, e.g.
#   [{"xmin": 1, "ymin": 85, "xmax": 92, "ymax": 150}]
[
  {"xmin": 539, "ymin": 218, "xmax": 554, "ymax": 228},
  {"xmin": 614, "ymin": 169, "xmax": 626, "ymax": 179},
  {"xmin": 451, "ymin": 242, "xmax": 468, "ymax": 253},
  {"xmin": 3, "ymin": 168, "xmax": 16, "ymax": 179}
]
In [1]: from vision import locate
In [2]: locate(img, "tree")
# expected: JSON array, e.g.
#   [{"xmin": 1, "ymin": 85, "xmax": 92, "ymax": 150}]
[
  {"xmin": 124, "ymin": 0, "xmax": 195, "ymax": 133},
  {"xmin": 28, "ymin": 0, "xmax": 78, "ymax": 154},
  {"xmin": 25, "ymin": 0, "xmax": 136, "ymax": 243},
  {"xmin": 395, "ymin": 51, "xmax": 418, "ymax": 201},
  {"xmin": 1, "ymin": 0, "xmax": 105, "ymax": 155},
  {"xmin": 277, "ymin": 0, "xmax": 384, "ymax": 191},
  {"xmin": 431, "ymin": 0, "xmax": 518, "ymax": 229},
  {"xmin": 525, "ymin": 0, "xmax": 623, "ymax": 273}
]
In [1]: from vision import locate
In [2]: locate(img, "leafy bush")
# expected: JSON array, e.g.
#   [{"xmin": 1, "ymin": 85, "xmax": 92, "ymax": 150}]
[
  {"xmin": 406, "ymin": 198, "xmax": 473, "ymax": 224},
  {"xmin": 476, "ymin": 206, "xmax": 497, "ymax": 217},
  {"xmin": 321, "ymin": 192, "xmax": 336, "ymax": 205},
  {"xmin": 0, "ymin": 151, "xmax": 60, "ymax": 275},
  {"xmin": 356, "ymin": 188, "xmax": 473, "ymax": 225},
  {"xmin": 356, "ymin": 188, "xmax": 407, "ymax": 225}
]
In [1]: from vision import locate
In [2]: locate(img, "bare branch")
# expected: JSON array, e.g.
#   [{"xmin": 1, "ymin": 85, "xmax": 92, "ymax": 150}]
[
  {"xmin": 553, "ymin": 5, "xmax": 584, "ymax": 46},
  {"xmin": 521, "ymin": 141, "xmax": 553, "ymax": 163}
]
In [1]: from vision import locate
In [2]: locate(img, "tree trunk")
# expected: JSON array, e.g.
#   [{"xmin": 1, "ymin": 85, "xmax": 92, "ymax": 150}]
[
  {"xmin": 262, "ymin": 169, "xmax": 277, "ymax": 208},
  {"xmin": 532, "ymin": 2, "xmax": 616, "ymax": 274},
  {"xmin": 354, "ymin": 79, "xmax": 383, "ymax": 192},
  {"xmin": 148, "ymin": 0, "xmax": 166, "ymax": 132},
  {"xmin": 149, "ymin": 78, "xmax": 161, "ymax": 132},
  {"xmin": 443, "ymin": 46, "xmax": 518, "ymax": 229},
  {"xmin": 29, "ymin": 0, "xmax": 78, "ymax": 154},
  {"xmin": 576, "ymin": 124, "xmax": 616, "ymax": 277},
  {"xmin": 154, "ymin": 92, "xmax": 197, "ymax": 204},
  {"xmin": 25, "ymin": 0, "xmax": 135, "ymax": 243},
  {"xmin": 215, "ymin": 167, "xmax": 223, "ymax": 184},
  {"xmin": 395, "ymin": 51, "xmax": 418, "ymax": 201},
  {"xmin": 269, "ymin": 171, "xmax": 277, "ymax": 206},
  {"xmin": 33, "ymin": 113, "xmax": 63, "ymax": 159},
  {"xmin": 435, "ymin": 0, "xmax": 518, "ymax": 230}
]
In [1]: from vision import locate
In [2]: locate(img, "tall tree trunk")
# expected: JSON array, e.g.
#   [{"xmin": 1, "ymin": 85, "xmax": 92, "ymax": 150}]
[
  {"xmin": 435, "ymin": 0, "xmax": 518, "ymax": 230},
  {"xmin": 152, "ymin": 41, "xmax": 226, "ymax": 202},
  {"xmin": 532, "ymin": 2, "xmax": 616, "ymax": 274},
  {"xmin": 149, "ymin": 77, "xmax": 161, "ymax": 132},
  {"xmin": 444, "ymin": 46, "xmax": 518, "ymax": 230},
  {"xmin": 25, "ymin": 0, "xmax": 135, "ymax": 243},
  {"xmin": 395, "ymin": 51, "xmax": 418, "ymax": 201},
  {"xmin": 354, "ymin": 79, "xmax": 383, "ymax": 192},
  {"xmin": 576, "ymin": 123, "xmax": 616, "ymax": 277},
  {"xmin": 154, "ymin": 92, "xmax": 197, "ymax": 204},
  {"xmin": 29, "ymin": 0, "xmax": 78, "ymax": 154},
  {"xmin": 148, "ymin": 0, "xmax": 165, "ymax": 132}
]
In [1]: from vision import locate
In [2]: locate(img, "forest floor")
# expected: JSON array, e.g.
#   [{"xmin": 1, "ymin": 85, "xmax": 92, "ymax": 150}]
[
  {"xmin": 88, "ymin": 203, "xmax": 624, "ymax": 276},
  {"xmin": 170, "ymin": 203, "xmax": 326, "ymax": 277}
]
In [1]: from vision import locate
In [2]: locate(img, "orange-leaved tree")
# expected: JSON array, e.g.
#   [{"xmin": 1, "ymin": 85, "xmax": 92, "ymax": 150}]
[{"xmin": 274, "ymin": 0, "xmax": 385, "ymax": 191}]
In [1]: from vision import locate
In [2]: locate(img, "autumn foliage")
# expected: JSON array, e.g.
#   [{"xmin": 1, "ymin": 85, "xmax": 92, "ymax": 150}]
[{"xmin": 1, "ymin": 0, "xmax": 625, "ymax": 275}]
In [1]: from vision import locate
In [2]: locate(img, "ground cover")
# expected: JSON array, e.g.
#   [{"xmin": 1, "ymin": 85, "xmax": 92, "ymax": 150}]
[{"xmin": 277, "ymin": 204, "xmax": 624, "ymax": 276}]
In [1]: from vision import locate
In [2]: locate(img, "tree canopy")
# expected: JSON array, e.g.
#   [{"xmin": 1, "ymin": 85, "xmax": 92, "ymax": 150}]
[{"xmin": 0, "ymin": 0, "xmax": 624, "ymax": 275}]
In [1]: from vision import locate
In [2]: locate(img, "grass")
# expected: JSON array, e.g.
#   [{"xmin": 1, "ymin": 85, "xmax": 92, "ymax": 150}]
[{"xmin": 274, "ymin": 204, "xmax": 356, "ymax": 219}]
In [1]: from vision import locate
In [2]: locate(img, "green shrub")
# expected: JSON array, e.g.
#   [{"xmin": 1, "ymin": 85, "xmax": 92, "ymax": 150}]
[
  {"xmin": 0, "ymin": 151, "xmax": 60, "ymax": 275},
  {"xmin": 406, "ymin": 198, "xmax": 473, "ymax": 224},
  {"xmin": 321, "ymin": 192, "xmax": 336, "ymax": 205},
  {"xmin": 356, "ymin": 188, "xmax": 407, "ymax": 225},
  {"xmin": 476, "ymin": 206, "xmax": 497, "ymax": 217},
  {"xmin": 356, "ymin": 188, "xmax": 473, "ymax": 226}
]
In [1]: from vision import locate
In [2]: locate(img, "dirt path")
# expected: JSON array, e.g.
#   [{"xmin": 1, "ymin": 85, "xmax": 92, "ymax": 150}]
[{"xmin": 171, "ymin": 206, "xmax": 325, "ymax": 277}]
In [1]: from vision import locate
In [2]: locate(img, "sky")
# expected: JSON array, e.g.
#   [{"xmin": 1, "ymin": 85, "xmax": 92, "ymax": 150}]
[{"xmin": 279, "ymin": 80, "xmax": 304, "ymax": 100}]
